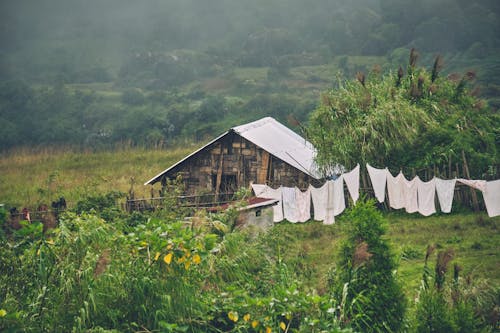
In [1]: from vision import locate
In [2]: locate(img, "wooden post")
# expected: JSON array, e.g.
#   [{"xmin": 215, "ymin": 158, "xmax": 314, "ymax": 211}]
[
  {"xmin": 462, "ymin": 150, "xmax": 480, "ymax": 212},
  {"xmin": 215, "ymin": 145, "xmax": 224, "ymax": 202}
]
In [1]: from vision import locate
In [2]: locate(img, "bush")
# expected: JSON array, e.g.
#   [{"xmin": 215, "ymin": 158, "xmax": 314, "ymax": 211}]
[{"xmin": 330, "ymin": 199, "xmax": 406, "ymax": 332}]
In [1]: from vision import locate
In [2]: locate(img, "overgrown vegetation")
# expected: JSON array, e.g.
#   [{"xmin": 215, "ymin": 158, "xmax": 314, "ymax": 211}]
[
  {"xmin": 308, "ymin": 50, "xmax": 499, "ymax": 179},
  {"xmin": 1, "ymin": 191, "xmax": 498, "ymax": 332}
]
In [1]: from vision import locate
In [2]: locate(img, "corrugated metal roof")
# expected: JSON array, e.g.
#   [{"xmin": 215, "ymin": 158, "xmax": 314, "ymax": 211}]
[
  {"xmin": 232, "ymin": 117, "xmax": 321, "ymax": 178},
  {"xmin": 144, "ymin": 117, "xmax": 321, "ymax": 185}
]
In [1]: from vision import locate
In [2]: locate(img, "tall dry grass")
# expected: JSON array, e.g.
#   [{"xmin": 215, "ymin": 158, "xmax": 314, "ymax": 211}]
[{"xmin": 0, "ymin": 145, "xmax": 194, "ymax": 207}]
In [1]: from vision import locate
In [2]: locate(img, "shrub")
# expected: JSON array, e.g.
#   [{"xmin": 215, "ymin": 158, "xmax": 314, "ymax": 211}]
[{"xmin": 330, "ymin": 199, "xmax": 406, "ymax": 332}]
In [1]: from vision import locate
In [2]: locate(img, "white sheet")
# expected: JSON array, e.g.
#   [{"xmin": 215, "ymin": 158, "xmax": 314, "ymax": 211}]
[
  {"xmin": 403, "ymin": 176, "xmax": 419, "ymax": 214},
  {"xmin": 417, "ymin": 178, "xmax": 436, "ymax": 216},
  {"xmin": 251, "ymin": 184, "xmax": 284, "ymax": 222},
  {"xmin": 310, "ymin": 183, "xmax": 328, "ymax": 222},
  {"xmin": 367, "ymin": 163, "xmax": 387, "ymax": 203},
  {"xmin": 295, "ymin": 187, "xmax": 311, "ymax": 222},
  {"xmin": 483, "ymin": 180, "xmax": 500, "ymax": 217},
  {"xmin": 333, "ymin": 176, "xmax": 346, "ymax": 216},
  {"xmin": 435, "ymin": 178, "xmax": 456, "ymax": 213},
  {"xmin": 343, "ymin": 164, "xmax": 360, "ymax": 204},
  {"xmin": 387, "ymin": 171, "xmax": 405, "ymax": 209}
]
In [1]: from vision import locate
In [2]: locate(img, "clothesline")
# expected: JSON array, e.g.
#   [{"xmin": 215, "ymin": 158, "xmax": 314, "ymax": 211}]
[{"xmin": 252, "ymin": 163, "xmax": 500, "ymax": 223}]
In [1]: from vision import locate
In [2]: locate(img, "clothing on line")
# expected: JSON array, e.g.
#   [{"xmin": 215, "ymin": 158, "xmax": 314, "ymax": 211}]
[
  {"xmin": 296, "ymin": 187, "xmax": 311, "ymax": 223},
  {"xmin": 417, "ymin": 177, "xmax": 436, "ymax": 216},
  {"xmin": 343, "ymin": 164, "xmax": 360, "ymax": 204},
  {"xmin": 282, "ymin": 186, "xmax": 299, "ymax": 223},
  {"xmin": 367, "ymin": 163, "xmax": 387, "ymax": 203},
  {"xmin": 251, "ymin": 184, "xmax": 284, "ymax": 222},
  {"xmin": 403, "ymin": 176, "xmax": 419, "ymax": 214},
  {"xmin": 435, "ymin": 178, "xmax": 456, "ymax": 213},
  {"xmin": 483, "ymin": 180, "xmax": 500, "ymax": 218},
  {"xmin": 387, "ymin": 171, "xmax": 405, "ymax": 210}
]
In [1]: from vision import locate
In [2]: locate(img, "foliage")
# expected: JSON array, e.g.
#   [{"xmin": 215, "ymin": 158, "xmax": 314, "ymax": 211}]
[
  {"xmin": 308, "ymin": 50, "xmax": 498, "ymax": 177},
  {"xmin": 414, "ymin": 245, "xmax": 500, "ymax": 332},
  {"xmin": 330, "ymin": 199, "xmax": 406, "ymax": 332}
]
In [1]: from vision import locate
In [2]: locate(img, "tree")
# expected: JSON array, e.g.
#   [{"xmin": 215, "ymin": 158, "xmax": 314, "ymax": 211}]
[
  {"xmin": 307, "ymin": 50, "xmax": 498, "ymax": 178},
  {"xmin": 331, "ymin": 200, "xmax": 406, "ymax": 332}
]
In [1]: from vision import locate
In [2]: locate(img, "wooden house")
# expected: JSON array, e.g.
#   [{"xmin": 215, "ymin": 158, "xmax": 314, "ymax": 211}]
[{"xmin": 144, "ymin": 117, "xmax": 323, "ymax": 197}]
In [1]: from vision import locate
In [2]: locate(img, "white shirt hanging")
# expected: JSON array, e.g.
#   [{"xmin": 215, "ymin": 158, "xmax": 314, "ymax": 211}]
[
  {"xmin": 295, "ymin": 187, "xmax": 311, "ymax": 222},
  {"xmin": 417, "ymin": 177, "xmax": 436, "ymax": 216},
  {"xmin": 367, "ymin": 163, "xmax": 387, "ymax": 203},
  {"xmin": 435, "ymin": 178, "xmax": 456, "ymax": 213},
  {"xmin": 343, "ymin": 164, "xmax": 360, "ymax": 204}
]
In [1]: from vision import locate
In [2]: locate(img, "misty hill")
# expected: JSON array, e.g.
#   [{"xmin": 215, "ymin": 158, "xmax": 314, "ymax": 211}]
[{"xmin": 1, "ymin": 0, "xmax": 499, "ymax": 149}]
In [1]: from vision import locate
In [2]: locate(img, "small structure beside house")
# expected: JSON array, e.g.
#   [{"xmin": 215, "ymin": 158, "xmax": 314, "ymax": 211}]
[{"xmin": 144, "ymin": 117, "xmax": 323, "ymax": 199}]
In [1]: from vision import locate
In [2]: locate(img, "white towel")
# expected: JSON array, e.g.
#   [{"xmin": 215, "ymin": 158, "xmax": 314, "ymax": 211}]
[
  {"xmin": 387, "ymin": 171, "xmax": 405, "ymax": 209},
  {"xmin": 367, "ymin": 163, "xmax": 387, "ymax": 203},
  {"xmin": 251, "ymin": 184, "xmax": 284, "ymax": 222},
  {"xmin": 295, "ymin": 187, "xmax": 311, "ymax": 222},
  {"xmin": 483, "ymin": 180, "xmax": 500, "ymax": 217},
  {"xmin": 457, "ymin": 178, "xmax": 487, "ymax": 192},
  {"xmin": 325, "ymin": 180, "xmax": 336, "ymax": 225},
  {"xmin": 403, "ymin": 176, "xmax": 419, "ymax": 214},
  {"xmin": 333, "ymin": 176, "xmax": 346, "ymax": 216},
  {"xmin": 417, "ymin": 178, "xmax": 436, "ymax": 216},
  {"xmin": 282, "ymin": 187, "xmax": 299, "ymax": 223},
  {"xmin": 343, "ymin": 164, "xmax": 360, "ymax": 204},
  {"xmin": 310, "ymin": 183, "xmax": 328, "ymax": 222},
  {"xmin": 435, "ymin": 178, "xmax": 456, "ymax": 213}
]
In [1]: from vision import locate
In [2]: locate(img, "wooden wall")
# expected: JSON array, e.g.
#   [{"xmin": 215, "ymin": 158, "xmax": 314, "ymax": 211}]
[{"xmin": 161, "ymin": 132, "xmax": 321, "ymax": 195}]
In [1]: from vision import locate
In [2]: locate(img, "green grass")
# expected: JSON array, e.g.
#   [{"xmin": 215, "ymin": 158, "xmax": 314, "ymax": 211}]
[
  {"xmin": 1, "ymin": 146, "xmax": 498, "ymax": 297},
  {"xmin": 0, "ymin": 146, "xmax": 194, "ymax": 207}
]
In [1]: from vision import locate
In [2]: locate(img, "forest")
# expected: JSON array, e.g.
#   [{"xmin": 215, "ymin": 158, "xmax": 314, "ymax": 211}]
[{"xmin": 1, "ymin": 0, "xmax": 499, "ymax": 149}]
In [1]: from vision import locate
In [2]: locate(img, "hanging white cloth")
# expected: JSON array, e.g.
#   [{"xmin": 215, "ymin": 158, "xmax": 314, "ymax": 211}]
[
  {"xmin": 282, "ymin": 187, "xmax": 299, "ymax": 223},
  {"xmin": 403, "ymin": 176, "xmax": 419, "ymax": 214},
  {"xmin": 251, "ymin": 184, "xmax": 284, "ymax": 222},
  {"xmin": 367, "ymin": 163, "xmax": 387, "ymax": 203},
  {"xmin": 483, "ymin": 180, "xmax": 500, "ymax": 217},
  {"xmin": 325, "ymin": 180, "xmax": 336, "ymax": 225},
  {"xmin": 457, "ymin": 178, "xmax": 487, "ymax": 192},
  {"xmin": 310, "ymin": 183, "xmax": 328, "ymax": 222},
  {"xmin": 333, "ymin": 176, "xmax": 346, "ymax": 216},
  {"xmin": 435, "ymin": 178, "xmax": 456, "ymax": 213},
  {"xmin": 387, "ymin": 171, "xmax": 405, "ymax": 210},
  {"xmin": 343, "ymin": 164, "xmax": 360, "ymax": 204},
  {"xmin": 417, "ymin": 178, "xmax": 436, "ymax": 216},
  {"xmin": 295, "ymin": 187, "xmax": 311, "ymax": 222}
]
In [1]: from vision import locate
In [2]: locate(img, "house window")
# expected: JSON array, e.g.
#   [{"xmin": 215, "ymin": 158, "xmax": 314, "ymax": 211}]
[{"xmin": 255, "ymin": 209, "xmax": 262, "ymax": 217}]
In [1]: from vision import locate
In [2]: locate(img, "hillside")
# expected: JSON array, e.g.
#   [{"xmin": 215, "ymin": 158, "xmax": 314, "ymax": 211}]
[
  {"xmin": 1, "ymin": 0, "xmax": 499, "ymax": 150},
  {"xmin": 0, "ymin": 147, "xmax": 499, "ymax": 331}
]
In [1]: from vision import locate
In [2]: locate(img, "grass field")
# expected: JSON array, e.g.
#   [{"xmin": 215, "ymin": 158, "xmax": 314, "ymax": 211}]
[{"xmin": 1, "ymin": 146, "xmax": 499, "ymax": 296}]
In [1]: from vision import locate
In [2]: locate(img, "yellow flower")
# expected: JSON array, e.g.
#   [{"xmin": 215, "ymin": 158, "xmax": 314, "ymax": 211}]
[
  {"xmin": 228, "ymin": 311, "xmax": 239, "ymax": 322},
  {"xmin": 251, "ymin": 320, "xmax": 259, "ymax": 328},
  {"xmin": 164, "ymin": 252, "xmax": 173, "ymax": 265},
  {"xmin": 280, "ymin": 322, "xmax": 286, "ymax": 330},
  {"xmin": 266, "ymin": 327, "xmax": 272, "ymax": 333},
  {"xmin": 140, "ymin": 241, "xmax": 148, "ymax": 247},
  {"xmin": 0, "ymin": 309, "xmax": 7, "ymax": 317},
  {"xmin": 154, "ymin": 252, "xmax": 161, "ymax": 261},
  {"xmin": 46, "ymin": 239, "xmax": 55, "ymax": 245},
  {"xmin": 243, "ymin": 313, "xmax": 250, "ymax": 322},
  {"xmin": 167, "ymin": 243, "xmax": 173, "ymax": 250},
  {"xmin": 192, "ymin": 254, "xmax": 201, "ymax": 264},
  {"xmin": 184, "ymin": 260, "xmax": 191, "ymax": 270}
]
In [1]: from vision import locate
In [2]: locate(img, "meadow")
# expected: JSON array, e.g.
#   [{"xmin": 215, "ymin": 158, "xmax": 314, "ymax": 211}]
[{"xmin": 0, "ymin": 147, "xmax": 499, "ymax": 332}]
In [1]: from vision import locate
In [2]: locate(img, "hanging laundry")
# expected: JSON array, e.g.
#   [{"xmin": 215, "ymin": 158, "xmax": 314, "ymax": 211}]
[
  {"xmin": 387, "ymin": 171, "xmax": 405, "ymax": 210},
  {"xmin": 282, "ymin": 187, "xmax": 299, "ymax": 223},
  {"xmin": 457, "ymin": 179, "xmax": 487, "ymax": 192},
  {"xmin": 310, "ymin": 183, "xmax": 328, "ymax": 223},
  {"xmin": 366, "ymin": 163, "xmax": 387, "ymax": 203},
  {"xmin": 483, "ymin": 180, "xmax": 500, "ymax": 217},
  {"xmin": 417, "ymin": 178, "xmax": 436, "ymax": 216},
  {"xmin": 403, "ymin": 176, "xmax": 419, "ymax": 214},
  {"xmin": 295, "ymin": 187, "xmax": 311, "ymax": 222},
  {"xmin": 325, "ymin": 180, "xmax": 336, "ymax": 225},
  {"xmin": 333, "ymin": 176, "xmax": 346, "ymax": 216},
  {"xmin": 435, "ymin": 178, "xmax": 456, "ymax": 213},
  {"xmin": 251, "ymin": 184, "xmax": 284, "ymax": 222},
  {"xmin": 343, "ymin": 164, "xmax": 360, "ymax": 204}
]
